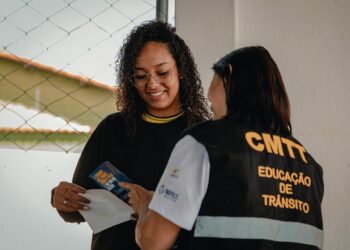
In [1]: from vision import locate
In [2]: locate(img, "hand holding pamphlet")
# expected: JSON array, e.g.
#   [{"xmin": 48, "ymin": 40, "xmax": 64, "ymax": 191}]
[{"xmin": 78, "ymin": 161, "xmax": 134, "ymax": 233}]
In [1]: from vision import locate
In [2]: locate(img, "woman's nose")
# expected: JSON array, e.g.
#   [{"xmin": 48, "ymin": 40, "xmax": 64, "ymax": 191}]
[{"xmin": 147, "ymin": 75, "xmax": 160, "ymax": 88}]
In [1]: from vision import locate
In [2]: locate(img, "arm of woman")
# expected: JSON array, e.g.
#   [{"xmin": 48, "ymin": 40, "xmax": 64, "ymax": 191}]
[
  {"xmin": 119, "ymin": 182, "xmax": 180, "ymax": 249},
  {"xmin": 136, "ymin": 210, "xmax": 180, "ymax": 250}
]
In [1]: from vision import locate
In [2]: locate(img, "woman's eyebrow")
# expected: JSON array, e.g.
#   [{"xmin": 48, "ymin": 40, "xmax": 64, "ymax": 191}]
[{"xmin": 134, "ymin": 62, "xmax": 169, "ymax": 70}]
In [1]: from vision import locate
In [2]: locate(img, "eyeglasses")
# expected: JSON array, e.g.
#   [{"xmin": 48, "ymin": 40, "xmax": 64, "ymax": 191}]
[{"xmin": 131, "ymin": 69, "xmax": 173, "ymax": 87}]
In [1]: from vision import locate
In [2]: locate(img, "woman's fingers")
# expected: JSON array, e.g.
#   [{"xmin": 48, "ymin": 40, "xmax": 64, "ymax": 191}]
[
  {"xmin": 119, "ymin": 182, "xmax": 135, "ymax": 205},
  {"xmin": 119, "ymin": 183, "xmax": 153, "ymax": 214},
  {"xmin": 66, "ymin": 191, "xmax": 90, "ymax": 204},
  {"xmin": 59, "ymin": 181, "xmax": 86, "ymax": 194},
  {"xmin": 53, "ymin": 181, "xmax": 90, "ymax": 212},
  {"xmin": 119, "ymin": 182, "xmax": 132, "ymax": 190},
  {"xmin": 56, "ymin": 195, "xmax": 90, "ymax": 212},
  {"xmin": 54, "ymin": 195, "xmax": 90, "ymax": 212},
  {"xmin": 55, "ymin": 183, "xmax": 90, "ymax": 203}
]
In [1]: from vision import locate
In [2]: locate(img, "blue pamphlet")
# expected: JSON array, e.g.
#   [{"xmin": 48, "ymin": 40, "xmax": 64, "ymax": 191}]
[{"xmin": 89, "ymin": 161, "xmax": 132, "ymax": 202}]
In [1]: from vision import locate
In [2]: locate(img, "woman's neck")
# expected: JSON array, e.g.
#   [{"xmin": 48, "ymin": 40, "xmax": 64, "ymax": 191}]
[{"xmin": 146, "ymin": 107, "xmax": 181, "ymax": 118}]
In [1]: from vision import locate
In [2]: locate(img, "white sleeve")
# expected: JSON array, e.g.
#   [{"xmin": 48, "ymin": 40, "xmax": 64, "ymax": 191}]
[{"xmin": 149, "ymin": 135, "xmax": 210, "ymax": 231}]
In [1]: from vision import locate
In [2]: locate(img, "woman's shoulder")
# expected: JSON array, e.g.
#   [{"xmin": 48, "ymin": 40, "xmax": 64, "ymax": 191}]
[
  {"xmin": 96, "ymin": 112, "xmax": 126, "ymax": 131},
  {"xmin": 182, "ymin": 120, "xmax": 212, "ymax": 135},
  {"xmin": 104, "ymin": 112, "xmax": 125, "ymax": 122},
  {"xmin": 183, "ymin": 119, "xmax": 229, "ymax": 135}
]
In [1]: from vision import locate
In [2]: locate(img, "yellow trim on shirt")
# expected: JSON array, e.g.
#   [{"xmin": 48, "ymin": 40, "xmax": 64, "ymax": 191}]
[{"xmin": 142, "ymin": 112, "xmax": 184, "ymax": 124}]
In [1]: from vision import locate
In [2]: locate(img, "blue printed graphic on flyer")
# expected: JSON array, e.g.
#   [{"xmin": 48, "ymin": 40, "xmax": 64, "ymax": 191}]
[{"xmin": 89, "ymin": 161, "xmax": 132, "ymax": 202}]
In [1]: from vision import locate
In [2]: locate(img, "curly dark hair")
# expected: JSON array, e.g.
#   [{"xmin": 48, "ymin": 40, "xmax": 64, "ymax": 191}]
[{"xmin": 116, "ymin": 21, "xmax": 210, "ymax": 139}]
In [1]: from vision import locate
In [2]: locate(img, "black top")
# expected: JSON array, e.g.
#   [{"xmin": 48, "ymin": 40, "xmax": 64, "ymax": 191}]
[{"xmin": 57, "ymin": 112, "xmax": 189, "ymax": 250}]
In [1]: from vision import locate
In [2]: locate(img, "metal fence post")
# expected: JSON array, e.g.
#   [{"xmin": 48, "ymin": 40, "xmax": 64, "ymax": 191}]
[{"xmin": 156, "ymin": 0, "xmax": 168, "ymax": 22}]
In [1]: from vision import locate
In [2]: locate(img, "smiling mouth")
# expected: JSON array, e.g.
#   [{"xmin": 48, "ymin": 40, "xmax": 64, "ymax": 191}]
[{"xmin": 148, "ymin": 91, "xmax": 165, "ymax": 97}]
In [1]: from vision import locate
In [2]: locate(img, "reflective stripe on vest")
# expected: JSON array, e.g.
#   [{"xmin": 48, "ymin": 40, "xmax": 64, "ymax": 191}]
[{"xmin": 194, "ymin": 216, "xmax": 323, "ymax": 249}]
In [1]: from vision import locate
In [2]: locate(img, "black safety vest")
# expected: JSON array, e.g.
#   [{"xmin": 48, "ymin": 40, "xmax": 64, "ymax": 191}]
[{"xmin": 185, "ymin": 119, "xmax": 324, "ymax": 250}]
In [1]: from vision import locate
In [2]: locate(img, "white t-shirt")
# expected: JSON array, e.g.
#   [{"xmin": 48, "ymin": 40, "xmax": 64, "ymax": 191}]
[{"xmin": 148, "ymin": 135, "xmax": 210, "ymax": 231}]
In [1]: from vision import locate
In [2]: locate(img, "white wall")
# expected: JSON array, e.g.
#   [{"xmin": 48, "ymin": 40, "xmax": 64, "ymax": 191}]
[
  {"xmin": 176, "ymin": 0, "xmax": 235, "ymax": 89},
  {"xmin": 176, "ymin": 1, "xmax": 350, "ymax": 249},
  {"xmin": 0, "ymin": 148, "xmax": 91, "ymax": 250}
]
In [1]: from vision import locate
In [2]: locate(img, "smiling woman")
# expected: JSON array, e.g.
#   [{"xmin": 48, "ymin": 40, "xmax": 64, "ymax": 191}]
[
  {"xmin": 116, "ymin": 21, "xmax": 209, "ymax": 140},
  {"xmin": 51, "ymin": 21, "xmax": 209, "ymax": 250},
  {"xmin": 133, "ymin": 42, "xmax": 181, "ymax": 117}
]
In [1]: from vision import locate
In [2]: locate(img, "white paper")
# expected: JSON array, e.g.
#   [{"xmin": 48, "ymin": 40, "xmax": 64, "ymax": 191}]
[{"xmin": 78, "ymin": 189, "xmax": 134, "ymax": 234}]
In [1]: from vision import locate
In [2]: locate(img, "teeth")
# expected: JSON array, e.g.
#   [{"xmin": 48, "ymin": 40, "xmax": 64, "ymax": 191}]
[{"xmin": 149, "ymin": 91, "xmax": 163, "ymax": 97}]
